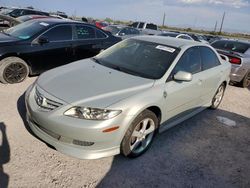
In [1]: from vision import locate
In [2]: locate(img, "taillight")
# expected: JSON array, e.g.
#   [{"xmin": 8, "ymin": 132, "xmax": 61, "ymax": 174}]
[{"xmin": 229, "ymin": 56, "xmax": 241, "ymax": 65}]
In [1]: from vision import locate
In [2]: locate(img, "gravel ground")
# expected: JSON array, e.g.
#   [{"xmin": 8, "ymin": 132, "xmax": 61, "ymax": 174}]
[{"xmin": 0, "ymin": 77, "xmax": 250, "ymax": 188}]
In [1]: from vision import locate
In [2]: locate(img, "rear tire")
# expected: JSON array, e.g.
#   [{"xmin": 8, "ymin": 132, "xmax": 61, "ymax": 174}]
[
  {"xmin": 210, "ymin": 84, "xmax": 225, "ymax": 109},
  {"xmin": 239, "ymin": 71, "xmax": 250, "ymax": 88},
  {"xmin": 121, "ymin": 110, "xmax": 158, "ymax": 158},
  {"xmin": 0, "ymin": 57, "xmax": 29, "ymax": 84}
]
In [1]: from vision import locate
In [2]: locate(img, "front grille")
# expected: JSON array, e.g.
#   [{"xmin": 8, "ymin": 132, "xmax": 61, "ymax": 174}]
[{"xmin": 35, "ymin": 88, "xmax": 63, "ymax": 111}]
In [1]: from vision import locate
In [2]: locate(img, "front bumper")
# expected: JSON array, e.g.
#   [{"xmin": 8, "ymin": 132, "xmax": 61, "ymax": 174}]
[{"xmin": 25, "ymin": 84, "xmax": 135, "ymax": 159}]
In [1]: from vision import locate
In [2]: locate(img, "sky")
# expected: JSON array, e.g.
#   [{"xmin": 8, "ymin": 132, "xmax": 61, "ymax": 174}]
[{"xmin": 1, "ymin": 0, "xmax": 250, "ymax": 33}]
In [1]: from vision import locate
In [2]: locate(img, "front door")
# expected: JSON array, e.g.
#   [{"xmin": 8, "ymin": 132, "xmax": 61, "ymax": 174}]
[
  {"xmin": 27, "ymin": 24, "xmax": 73, "ymax": 74},
  {"xmin": 163, "ymin": 47, "xmax": 203, "ymax": 122}
]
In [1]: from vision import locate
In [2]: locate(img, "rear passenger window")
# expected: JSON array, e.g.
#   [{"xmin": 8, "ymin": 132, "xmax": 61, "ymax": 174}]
[
  {"xmin": 146, "ymin": 24, "xmax": 157, "ymax": 30},
  {"xmin": 200, "ymin": 47, "xmax": 220, "ymax": 70},
  {"xmin": 173, "ymin": 47, "xmax": 201, "ymax": 74},
  {"xmin": 42, "ymin": 25, "xmax": 72, "ymax": 41},
  {"xmin": 75, "ymin": 25, "xmax": 95, "ymax": 39}
]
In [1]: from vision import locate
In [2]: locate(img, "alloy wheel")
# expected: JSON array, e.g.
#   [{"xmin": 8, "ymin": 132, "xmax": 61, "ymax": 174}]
[
  {"xmin": 129, "ymin": 118, "xmax": 156, "ymax": 154},
  {"xmin": 213, "ymin": 85, "xmax": 224, "ymax": 107},
  {"xmin": 3, "ymin": 62, "xmax": 28, "ymax": 83}
]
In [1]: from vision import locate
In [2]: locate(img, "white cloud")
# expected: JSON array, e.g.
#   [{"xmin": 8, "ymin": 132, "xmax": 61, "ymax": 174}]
[{"xmin": 180, "ymin": 0, "xmax": 249, "ymax": 8}]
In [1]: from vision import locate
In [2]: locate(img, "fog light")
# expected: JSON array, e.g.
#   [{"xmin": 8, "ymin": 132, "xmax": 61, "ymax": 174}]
[{"xmin": 73, "ymin": 140, "xmax": 94, "ymax": 146}]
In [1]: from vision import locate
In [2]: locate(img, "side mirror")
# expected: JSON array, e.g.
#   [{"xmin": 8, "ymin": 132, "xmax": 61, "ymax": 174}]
[
  {"xmin": 174, "ymin": 71, "xmax": 192, "ymax": 82},
  {"xmin": 38, "ymin": 37, "xmax": 49, "ymax": 44}
]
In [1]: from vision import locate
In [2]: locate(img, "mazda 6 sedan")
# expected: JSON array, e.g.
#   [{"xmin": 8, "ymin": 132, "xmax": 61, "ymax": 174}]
[{"xmin": 25, "ymin": 36, "xmax": 231, "ymax": 159}]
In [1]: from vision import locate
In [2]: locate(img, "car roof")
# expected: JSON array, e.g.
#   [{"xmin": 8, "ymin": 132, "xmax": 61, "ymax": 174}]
[
  {"xmin": 215, "ymin": 39, "xmax": 250, "ymax": 45},
  {"xmin": 133, "ymin": 35, "xmax": 203, "ymax": 48},
  {"xmin": 29, "ymin": 18, "xmax": 84, "ymax": 25}
]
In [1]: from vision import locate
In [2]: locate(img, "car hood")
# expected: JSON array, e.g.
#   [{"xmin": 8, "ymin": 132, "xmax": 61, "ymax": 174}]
[
  {"xmin": 37, "ymin": 59, "xmax": 154, "ymax": 108},
  {"xmin": 0, "ymin": 33, "xmax": 20, "ymax": 45}
]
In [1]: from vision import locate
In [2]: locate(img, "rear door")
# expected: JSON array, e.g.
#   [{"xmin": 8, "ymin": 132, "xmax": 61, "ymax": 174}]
[
  {"xmin": 71, "ymin": 24, "xmax": 108, "ymax": 61},
  {"xmin": 164, "ymin": 47, "xmax": 203, "ymax": 121},
  {"xmin": 199, "ymin": 46, "xmax": 223, "ymax": 104}
]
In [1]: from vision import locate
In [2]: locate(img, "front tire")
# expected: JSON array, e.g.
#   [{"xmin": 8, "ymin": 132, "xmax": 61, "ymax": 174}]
[
  {"xmin": 0, "ymin": 57, "xmax": 29, "ymax": 84},
  {"xmin": 121, "ymin": 110, "xmax": 158, "ymax": 158},
  {"xmin": 210, "ymin": 84, "xmax": 225, "ymax": 109}
]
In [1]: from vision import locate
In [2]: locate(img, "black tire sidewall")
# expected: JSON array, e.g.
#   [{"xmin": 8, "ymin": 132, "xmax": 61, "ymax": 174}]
[
  {"xmin": 242, "ymin": 72, "xmax": 250, "ymax": 88},
  {"xmin": 121, "ymin": 110, "xmax": 158, "ymax": 158}
]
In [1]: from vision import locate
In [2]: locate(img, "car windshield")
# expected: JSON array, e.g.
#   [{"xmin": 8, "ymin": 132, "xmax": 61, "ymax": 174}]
[
  {"xmin": 212, "ymin": 40, "xmax": 250, "ymax": 54},
  {"xmin": 4, "ymin": 20, "xmax": 49, "ymax": 39},
  {"xmin": 94, "ymin": 39, "xmax": 179, "ymax": 79},
  {"xmin": 103, "ymin": 26, "xmax": 120, "ymax": 35}
]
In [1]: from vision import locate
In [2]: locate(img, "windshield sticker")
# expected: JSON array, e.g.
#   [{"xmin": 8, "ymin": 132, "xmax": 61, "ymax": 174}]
[
  {"xmin": 39, "ymin": 22, "xmax": 49, "ymax": 27},
  {"xmin": 18, "ymin": 36, "xmax": 30, "ymax": 39},
  {"xmin": 156, "ymin": 45, "xmax": 175, "ymax": 53}
]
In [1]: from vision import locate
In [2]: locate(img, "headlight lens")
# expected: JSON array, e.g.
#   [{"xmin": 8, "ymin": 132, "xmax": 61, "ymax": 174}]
[{"xmin": 64, "ymin": 107, "xmax": 122, "ymax": 120}]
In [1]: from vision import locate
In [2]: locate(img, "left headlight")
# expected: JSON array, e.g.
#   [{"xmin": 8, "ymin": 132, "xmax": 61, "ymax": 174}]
[{"xmin": 64, "ymin": 107, "xmax": 122, "ymax": 120}]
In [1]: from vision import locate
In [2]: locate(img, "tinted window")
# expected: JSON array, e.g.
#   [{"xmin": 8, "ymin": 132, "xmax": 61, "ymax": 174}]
[
  {"xmin": 131, "ymin": 22, "xmax": 138, "ymax": 28},
  {"xmin": 22, "ymin": 10, "xmax": 35, "ymax": 15},
  {"xmin": 211, "ymin": 40, "xmax": 250, "ymax": 54},
  {"xmin": 138, "ymin": 22, "xmax": 144, "ymax": 29},
  {"xmin": 200, "ymin": 47, "xmax": 220, "ymax": 70},
  {"xmin": 173, "ymin": 47, "xmax": 201, "ymax": 74},
  {"xmin": 96, "ymin": 29, "xmax": 107, "ymax": 38},
  {"xmin": 43, "ymin": 25, "xmax": 72, "ymax": 41},
  {"xmin": 95, "ymin": 39, "xmax": 179, "ymax": 79},
  {"xmin": 9, "ymin": 9, "xmax": 22, "ymax": 17},
  {"xmin": 75, "ymin": 25, "xmax": 95, "ymax": 39},
  {"xmin": 146, "ymin": 24, "xmax": 157, "ymax": 30}
]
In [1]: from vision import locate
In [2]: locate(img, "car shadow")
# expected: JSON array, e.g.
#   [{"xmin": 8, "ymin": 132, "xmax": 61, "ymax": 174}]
[
  {"xmin": 0, "ymin": 122, "xmax": 10, "ymax": 188},
  {"xmin": 97, "ymin": 109, "xmax": 250, "ymax": 188},
  {"xmin": 16, "ymin": 93, "xmax": 33, "ymax": 136}
]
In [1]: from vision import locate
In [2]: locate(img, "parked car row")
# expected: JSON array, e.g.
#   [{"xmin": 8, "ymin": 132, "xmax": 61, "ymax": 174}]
[
  {"xmin": 0, "ymin": 7, "xmax": 249, "ymax": 160},
  {"xmin": 0, "ymin": 18, "xmax": 121, "ymax": 83}
]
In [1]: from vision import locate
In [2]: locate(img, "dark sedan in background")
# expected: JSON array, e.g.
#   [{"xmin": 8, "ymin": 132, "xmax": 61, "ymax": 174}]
[{"xmin": 0, "ymin": 18, "xmax": 121, "ymax": 84}]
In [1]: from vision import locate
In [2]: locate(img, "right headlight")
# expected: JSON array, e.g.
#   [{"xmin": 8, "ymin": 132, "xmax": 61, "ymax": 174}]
[{"xmin": 64, "ymin": 107, "xmax": 122, "ymax": 120}]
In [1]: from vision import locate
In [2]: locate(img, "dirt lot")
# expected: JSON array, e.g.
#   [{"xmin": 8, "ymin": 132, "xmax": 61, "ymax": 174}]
[{"xmin": 0, "ymin": 77, "xmax": 250, "ymax": 188}]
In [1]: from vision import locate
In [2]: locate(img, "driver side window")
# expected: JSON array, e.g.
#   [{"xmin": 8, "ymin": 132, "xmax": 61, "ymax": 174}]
[
  {"xmin": 172, "ymin": 47, "xmax": 201, "ymax": 75},
  {"xmin": 42, "ymin": 25, "xmax": 72, "ymax": 41}
]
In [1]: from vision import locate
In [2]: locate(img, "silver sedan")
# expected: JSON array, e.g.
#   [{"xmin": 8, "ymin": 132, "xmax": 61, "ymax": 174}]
[
  {"xmin": 25, "ymin": 36, "xmax": 231, "ymax": 159},
  {"xmin": 211, "ymin": 39, "xmax": 250, "ymax": 88}
]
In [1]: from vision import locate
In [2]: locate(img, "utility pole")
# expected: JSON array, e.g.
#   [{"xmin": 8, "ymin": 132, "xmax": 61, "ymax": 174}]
[
  {"xmin": 219, "ymin": 12, "xmax": 225, "ymax": 34},
  {"xmin": 214, "ymin": 21, "xmax": 217, "ymax": 32},
  {"xmin": 162, "ymin": 12, "xmax": 166, "ymax": 27}
]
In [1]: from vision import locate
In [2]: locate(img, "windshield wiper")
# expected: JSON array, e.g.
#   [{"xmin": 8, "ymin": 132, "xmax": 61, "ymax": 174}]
[{"xmin": 92, "ymin": 57, "xmax": 104, "ymax": 65}]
